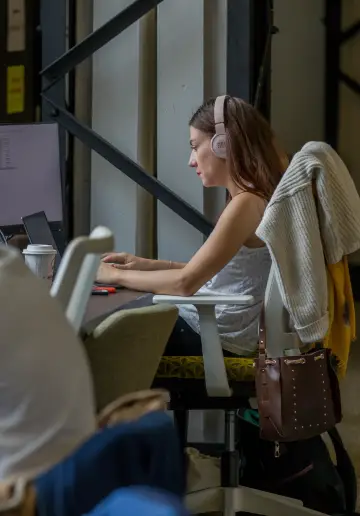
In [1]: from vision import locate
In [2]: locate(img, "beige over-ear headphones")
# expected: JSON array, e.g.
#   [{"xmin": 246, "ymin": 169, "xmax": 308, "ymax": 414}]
[{"xmin": 211, "ymin": 95, "xmax": 228, "ymax": 159}]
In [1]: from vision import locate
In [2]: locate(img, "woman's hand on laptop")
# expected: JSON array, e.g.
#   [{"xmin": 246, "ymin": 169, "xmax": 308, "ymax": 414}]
[{"xmin": 102, "ymin": 252, "xmax": 149, "ymax": 271}]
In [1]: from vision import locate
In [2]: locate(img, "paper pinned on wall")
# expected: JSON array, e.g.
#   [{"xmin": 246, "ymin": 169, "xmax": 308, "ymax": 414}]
[
  {"xmin": 7, "ymin": 0, "xmax": 26, "ymax": 52},
  {"xmin": 7, "ymin": 66, "xmax": 25, "ymax": 114}
]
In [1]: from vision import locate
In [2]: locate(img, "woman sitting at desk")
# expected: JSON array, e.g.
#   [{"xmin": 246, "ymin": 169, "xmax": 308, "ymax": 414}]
[{"xmin": 96, "ymin": 96, "xmax": 288, "ymax": 356}]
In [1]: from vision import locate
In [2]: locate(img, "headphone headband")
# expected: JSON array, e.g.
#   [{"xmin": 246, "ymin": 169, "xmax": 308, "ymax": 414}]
[
  {"xmin": 214, "ymin": 95, "xmax": 226, "ymax": 135},
  {"xmin": 211, "ymin": 95, "xmax": 228, "ymax": 159}
]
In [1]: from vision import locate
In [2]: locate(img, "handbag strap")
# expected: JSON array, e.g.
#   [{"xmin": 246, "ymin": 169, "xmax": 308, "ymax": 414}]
[{"xmin": 258, "ymin": 303, "xmax": 267, "ymax": 367}]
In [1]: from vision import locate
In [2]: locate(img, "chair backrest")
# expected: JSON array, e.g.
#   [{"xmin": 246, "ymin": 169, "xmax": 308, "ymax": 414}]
[
  {"xmin": 0, "ymin": 245, "xmax": 96, "ymax": 480},
  {"xmin": 264, "ymin": 264, "xmax": 302, "ymax": 358},
  {"xmin": 50, "ymin": 226, "xmax": 114, "ymax": 334},
  {"xmin": 83, "ymin": 304, "xmax": 178, "ymax": 411}
]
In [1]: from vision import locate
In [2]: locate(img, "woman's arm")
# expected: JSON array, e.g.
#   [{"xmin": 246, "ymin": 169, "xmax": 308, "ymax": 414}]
[
  {"xmin": 128, "ymin": 258, "xmax": 187, "ymax": 271},
  {"xmin": 155, "ymin": 259, "xmax": 187, "ymax": 270},
  {"xmin": 97, "ymin": 193, "xmax": 265, "ymax": 295}
]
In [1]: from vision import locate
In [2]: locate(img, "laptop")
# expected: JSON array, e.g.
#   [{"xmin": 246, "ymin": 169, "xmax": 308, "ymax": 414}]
[
  {"xmin": 22, "ymin": 211, "xmax": 120, "ymax": 289},
  {"xmin": 22, "ymin": 211, "xmax": 65, "ymax": 272}
]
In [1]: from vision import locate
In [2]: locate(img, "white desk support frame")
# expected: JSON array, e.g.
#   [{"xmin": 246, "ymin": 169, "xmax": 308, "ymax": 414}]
[
  {"xmin": 153, "ymin": 266, "xmax": 322, "ymax": 516},
  {"xmin": 50, "ymin": 226, "xmax": 114, "ymax": 334}
]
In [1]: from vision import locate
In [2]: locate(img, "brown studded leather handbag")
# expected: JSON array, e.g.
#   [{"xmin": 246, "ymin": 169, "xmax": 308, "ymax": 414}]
[{"xmin": 255, "ymin": 307, "xmax": 342, "ymax": 442}]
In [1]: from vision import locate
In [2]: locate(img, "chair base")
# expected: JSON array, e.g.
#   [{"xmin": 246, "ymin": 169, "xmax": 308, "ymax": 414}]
[
  {"xmin": 186, "ymin": 486, "xmax": 326, "ymax": 516},
  {"xmin": 176, "ymin": 407, "xmax": 329, "ymax": 515}
]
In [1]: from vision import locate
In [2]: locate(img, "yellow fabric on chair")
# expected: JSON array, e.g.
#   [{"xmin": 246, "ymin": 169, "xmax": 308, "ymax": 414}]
[
  {"xmin": 157, "ymin": 355, "xmax": 256, "ymax": 382},
  {"xmin": 323, "ymin": 256, "xmax": 356, "ymax": 377}
]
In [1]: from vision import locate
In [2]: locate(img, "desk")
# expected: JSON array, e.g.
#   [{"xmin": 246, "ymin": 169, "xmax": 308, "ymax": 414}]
[{"xmin": 83, "ymin": 289, "xmax": 153, "ymax": 334}]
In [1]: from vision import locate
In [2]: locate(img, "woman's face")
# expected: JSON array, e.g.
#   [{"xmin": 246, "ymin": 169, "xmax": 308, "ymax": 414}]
[{"xmin": 189, "ymin": 126, "xmax": 228, "ymax": 188}]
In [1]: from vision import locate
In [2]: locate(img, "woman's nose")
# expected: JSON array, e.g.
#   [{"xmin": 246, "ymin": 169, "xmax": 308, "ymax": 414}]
[{"xmin": 188, "ymin": 150, "xmax": 197, "ymax": 167}]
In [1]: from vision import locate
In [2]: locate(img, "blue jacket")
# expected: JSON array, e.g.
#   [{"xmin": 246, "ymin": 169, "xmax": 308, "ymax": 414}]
[{"xmin": 35, "ymin": 412, "xmax": 185, "ymax": 516}]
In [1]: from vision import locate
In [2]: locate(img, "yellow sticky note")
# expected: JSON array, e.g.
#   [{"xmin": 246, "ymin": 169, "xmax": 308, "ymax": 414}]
[{"xmin": 7, "ymin": 65, "xmax": 25, "ymax": 114}]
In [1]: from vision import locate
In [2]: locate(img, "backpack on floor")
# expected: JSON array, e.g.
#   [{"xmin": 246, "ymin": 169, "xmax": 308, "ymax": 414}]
[{"xmin": 237, "ymin": 409, "xmax": 357, "ymax": 515}]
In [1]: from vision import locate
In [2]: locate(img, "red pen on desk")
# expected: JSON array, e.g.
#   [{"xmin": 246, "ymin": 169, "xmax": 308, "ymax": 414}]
[
  {"xmin": 92, "ymin": 286, "xmax": 116, "ymax": 294},
  {"xmin": 91, "ymin": 289, "xmax": 109, "ymax": 296}
]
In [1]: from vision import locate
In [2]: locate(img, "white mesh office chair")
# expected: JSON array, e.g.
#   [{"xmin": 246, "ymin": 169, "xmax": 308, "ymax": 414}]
[
  {"xmin": 153, "ymin": 266, "xmax": 324, "ymax": 516},
  {"xmin": 50, "ymin": 226, "xmax": 114, "ymax": 334}
]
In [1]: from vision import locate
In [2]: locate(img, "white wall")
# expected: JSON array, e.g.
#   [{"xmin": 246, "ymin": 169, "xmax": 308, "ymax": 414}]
[
  {"xmin": 157, "ymin": 0, "xmax": 227, "ymax": 263},
  {"xmin": 156, "ymin": 0, "xmax": 206, "ymax": 262},
  {"xmin": 92, "ymin": 0, "xmax": 141, "ymax": 252},
  {"xmin": 271, "ymin": 0, "xmax": 325, "ymax": 153}
]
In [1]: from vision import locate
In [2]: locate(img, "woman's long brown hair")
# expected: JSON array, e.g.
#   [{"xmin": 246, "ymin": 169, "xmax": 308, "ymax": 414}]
[{"xmin": 189, "ymin": 96, "xmax": 284, "ymax": 200}]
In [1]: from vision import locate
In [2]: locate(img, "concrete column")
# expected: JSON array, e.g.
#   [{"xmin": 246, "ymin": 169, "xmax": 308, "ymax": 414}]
[
  {"xmin": 136, "ymin": 10, "xmax": 157, "ymax": 258},
  {"xmin": 73, "ymin": 0, "xmax": 93, "ymax": 237}
]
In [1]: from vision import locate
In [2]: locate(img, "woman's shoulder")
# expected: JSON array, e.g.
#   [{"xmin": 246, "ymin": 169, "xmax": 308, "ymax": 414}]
[{"xmin": 225, "ymin": 192, "xmax": 267, "ymax": 219}]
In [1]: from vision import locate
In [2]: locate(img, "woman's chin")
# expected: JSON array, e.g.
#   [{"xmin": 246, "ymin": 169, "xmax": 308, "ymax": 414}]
[
  {"xmin": 199, "ymin": 176, "xmax": 210, "ymax": 187},
  {"xmin": 201, "ymin": 179, "xmax": 216, "ymax": 188}
]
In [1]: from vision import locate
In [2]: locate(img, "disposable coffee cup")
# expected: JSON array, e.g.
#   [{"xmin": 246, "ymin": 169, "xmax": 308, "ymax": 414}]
[{"xmin": 23, "ymin": 244, "xmax": 57, "ymax": 288}]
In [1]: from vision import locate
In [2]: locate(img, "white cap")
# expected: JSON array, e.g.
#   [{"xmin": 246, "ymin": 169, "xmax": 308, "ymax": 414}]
[{"xmin": 23, "ymin": 244, "xmax": 57, "ymax": 255}]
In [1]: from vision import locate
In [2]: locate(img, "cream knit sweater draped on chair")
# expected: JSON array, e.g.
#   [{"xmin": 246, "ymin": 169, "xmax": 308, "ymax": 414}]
[{"xmin": 256, "ymin": 141, "xmax": 360, "ymax": 343}]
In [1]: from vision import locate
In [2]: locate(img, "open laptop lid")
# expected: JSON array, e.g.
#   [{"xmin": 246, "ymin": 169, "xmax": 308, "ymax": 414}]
[{"xmin": 22, "ymin": 211, "xmax": 64, "ymax": 271}]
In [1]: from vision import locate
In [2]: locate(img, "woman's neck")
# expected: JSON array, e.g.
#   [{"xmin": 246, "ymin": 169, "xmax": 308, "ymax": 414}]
[{"xmin": 227, "ymin": 184, "xmax": 244, "ymax": 199}]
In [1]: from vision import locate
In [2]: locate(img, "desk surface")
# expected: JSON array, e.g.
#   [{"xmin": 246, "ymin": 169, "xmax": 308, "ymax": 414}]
[{"xmin": 83, "ymin": 289, "xmax": 151, "ymax": 333}]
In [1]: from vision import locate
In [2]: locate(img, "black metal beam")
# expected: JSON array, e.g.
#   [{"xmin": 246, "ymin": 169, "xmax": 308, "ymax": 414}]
[
  {"xmin": 67, "ymin": 0, "xmax": 77, "ymax": 240},
  {"xmin": 227, "ymin": 0, "xmax": 254, "ymax": 102},
  {"xmin": 324, "ymin": 0, "xmax": 341, "ymax": 149},
  {"xmin": 254, "ymin": 22, "xmax": 278, "ymax": 112},
  {"xmin": 252, "ymin": 0, "xmax": 275, "ymax": 120},
  {"xmin": 227, "ymin": 0, "xmax": 274, "ymax": 119},
  {"xmin": 41, "ymin": 0, "xmax": 164, "ymax": 89},
  {"xmin": 340, "ymin": 71, "xmax": 360, "ymax": 97},
  {"xmin": 42, "ymin": 95, "xmax": 214, "ymax": 238},
  {"xmin": 341, "ymin": 20, "xmax": 360, "ymax": 43}
]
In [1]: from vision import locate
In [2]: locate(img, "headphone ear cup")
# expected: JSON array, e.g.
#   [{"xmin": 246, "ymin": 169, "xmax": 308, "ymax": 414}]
[{"xmin": 211, "ymin": 134, "xmax": 227, "ymax": 159}]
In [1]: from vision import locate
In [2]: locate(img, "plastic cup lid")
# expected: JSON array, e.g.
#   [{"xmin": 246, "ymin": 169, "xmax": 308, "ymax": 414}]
[{"xmin": 23, "ymin": 244, "xmax": 57, "ymax": 255}]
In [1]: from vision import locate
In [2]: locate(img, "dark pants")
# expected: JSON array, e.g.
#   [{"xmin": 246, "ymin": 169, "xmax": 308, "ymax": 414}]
[{"xmin": 164, "ymin": 316, "xmax": 236, "ymax": 357}]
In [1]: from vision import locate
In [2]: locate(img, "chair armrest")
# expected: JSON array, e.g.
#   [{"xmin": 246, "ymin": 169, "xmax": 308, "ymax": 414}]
[
  {"xmin": 51, "ymin": 226, "xmax": 114, "ymax": 334},
  {"xmin": 154, "ymin": 293, "xmax": 254, "ymax": 398},
  {"xmin": 153, "ymin": 294, "xmax": 254, "ymax": 306}
]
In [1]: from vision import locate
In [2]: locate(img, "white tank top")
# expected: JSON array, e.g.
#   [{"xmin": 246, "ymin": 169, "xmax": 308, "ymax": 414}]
[{"xmin": 178, "ymin": 245, "xmax": 271, "ymax": 355}]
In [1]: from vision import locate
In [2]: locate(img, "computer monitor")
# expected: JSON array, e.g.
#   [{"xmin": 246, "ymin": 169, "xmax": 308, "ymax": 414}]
[{"xmin": 0, "ymin": 123, "xmax": 63, "ymax": 235}]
